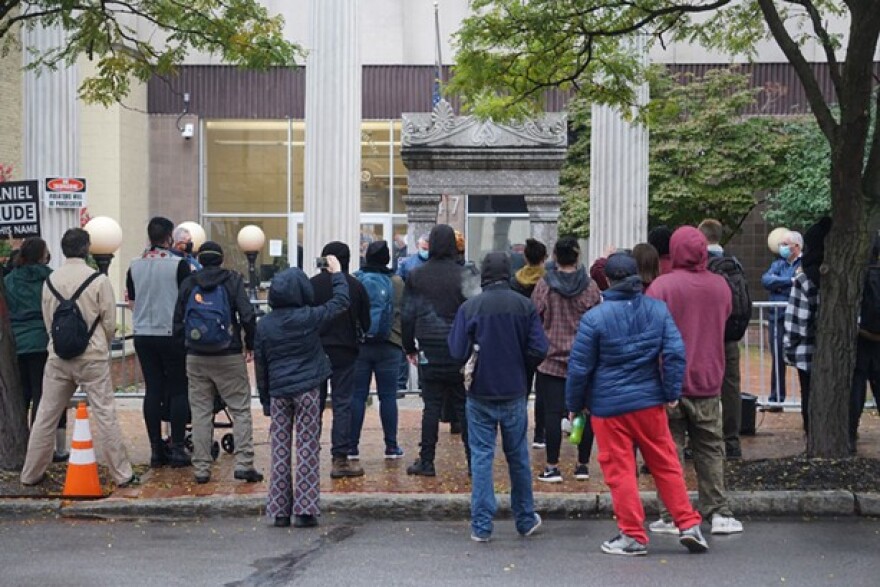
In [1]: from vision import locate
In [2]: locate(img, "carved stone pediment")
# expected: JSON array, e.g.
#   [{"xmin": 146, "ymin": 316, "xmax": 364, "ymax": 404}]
[{"xmin": 402, "ymin": 100, "xmax": 567, "ymax": 149}]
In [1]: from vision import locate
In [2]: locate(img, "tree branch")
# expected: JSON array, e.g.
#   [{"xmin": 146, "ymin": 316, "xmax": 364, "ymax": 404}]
[{"xmin": 784, "ymin": 0, "xmax": 843, "ymax": 100}]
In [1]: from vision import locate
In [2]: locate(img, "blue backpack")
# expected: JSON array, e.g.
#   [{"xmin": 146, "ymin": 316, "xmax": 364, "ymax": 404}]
[
  {"xmin": 184, "ymin": 282, "xmax": 234, "ymax": 352},
  {"xmin": 354, "ymin": 270, "xmax": 394, "ymax": 342}
]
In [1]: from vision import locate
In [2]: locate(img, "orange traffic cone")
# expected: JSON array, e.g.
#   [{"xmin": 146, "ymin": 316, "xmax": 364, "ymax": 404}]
[{"xmin": 62, "ymin": 402, "xmax": 104, "ymax": 498}]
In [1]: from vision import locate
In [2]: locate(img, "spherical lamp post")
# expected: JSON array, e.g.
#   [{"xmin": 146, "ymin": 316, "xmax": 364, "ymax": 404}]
[
  {"xmin": 84, "ymin": 216, "xmax": 124, "ymax": 275},
  {"xmin": 767, "ymin": 227, "xmax": 790, "ymax": 255},
  {"xmin": 237, "ymin": 225, "xmax": 266, "ymax": 300},
  {"xmin": 177, "ymin": 221, "xmax": 207, "ymax": 252}
]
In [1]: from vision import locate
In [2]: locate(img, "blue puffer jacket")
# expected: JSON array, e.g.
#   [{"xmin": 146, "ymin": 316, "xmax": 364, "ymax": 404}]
[
  {"xmin": 255, "ymin": 269, "xmax": 349, "ymax": 408},
  {"xmin": 565, "ymin": 277, "xmax": 686, "ymax": 418}
]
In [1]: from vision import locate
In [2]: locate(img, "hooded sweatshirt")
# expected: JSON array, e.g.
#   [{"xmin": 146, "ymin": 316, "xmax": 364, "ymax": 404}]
[
  {"xmin": 255, "ymin": 268, "xmax": 349, "ymax": 405},
  {"xmin": 531, "ymin": 265, "xmax": 601, "ymax": 378},
  {"xmin": 356, "ymin": 240, "xmax": 405, "ymax": 349},
  {"xmin": 647, "ymin": 226, "xmax": 732, "ymax": 398},
  {"xmin": 401, "ymin": 224, "xmax": 472, "ymax": 380},
  {"xmin": 4, "ymin": 263, "xmax": 52, "ymax": 354},
  {"xmin": 174, "ymin": 265, "xmax": 256, "ymax": 356},
  {"xmin": 511, "ymin": 264, "xmax": 546, "ymax": 298}
]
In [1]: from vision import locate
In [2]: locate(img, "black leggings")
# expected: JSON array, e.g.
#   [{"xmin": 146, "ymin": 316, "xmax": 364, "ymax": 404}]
[
  {"xmin": 798, "ymin": 369, "xmax": 811, "ymax": 435},
  {"xmin": 135, "ymin": 336, "xmax": 189, "ymax": 445},
  {"xmin": 18, "ymin": 351, "xmax": 67, "ymax": 429},
  {"xmin": 537, "ymin": 372, "xmax": 593, "ymax": 465}
]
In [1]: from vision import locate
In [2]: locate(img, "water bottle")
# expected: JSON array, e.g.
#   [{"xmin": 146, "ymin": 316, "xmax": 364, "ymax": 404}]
[
  {"xmin": 569, "ymin": 413, "xmax": 586, "ymax": 445},
  {"xmin": 418, "ymin": 350, "xmax": 429, "ymax": 365}
]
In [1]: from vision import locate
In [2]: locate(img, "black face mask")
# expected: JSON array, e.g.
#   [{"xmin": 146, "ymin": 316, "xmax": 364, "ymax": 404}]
[{"xmin": 184, "ymin": 242, "xmax": 194, "ymax": 255}]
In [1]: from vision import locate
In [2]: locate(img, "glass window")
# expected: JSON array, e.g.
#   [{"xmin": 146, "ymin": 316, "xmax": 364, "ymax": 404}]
[
  {"xmin": 468, "ymin": 195, "xmax": 528, "ymax": 214},
  {"xmin": 467, "ymin": 216, "xmax": 531, "ymax": 265},
  {"xmin": 392, "ymin": 121, "xmax": 408, "ymax": 214},
  {"xmin": 391, "ymin": 218, "xmax": 409, "ymax": 272},
  {"xmin": 205, "ymin": 121, "xmax": 289, "ymax": 214},
  {"xmin": 204, "ymin": 216, "xmax": 288, "ymax": 279},
  {"xmin": 291, "ymin": 121, "xmax": 305, "ymax": 212},
  {"xmin": 361, "ymin": 121, "xmax": 391, "ymax": 213}
]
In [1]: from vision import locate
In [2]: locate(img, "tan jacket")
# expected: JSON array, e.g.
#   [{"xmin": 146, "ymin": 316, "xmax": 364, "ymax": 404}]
[{"xmin": 42, "ymin": 258, "xmax": 116, "ymax": 360}]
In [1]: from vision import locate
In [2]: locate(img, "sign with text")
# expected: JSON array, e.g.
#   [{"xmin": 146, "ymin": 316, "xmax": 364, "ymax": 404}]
[
  {"xmin": 45, "ymin": 177, "xmax": 87, "ymax": 209},
  {"xmin": 0, "ymin": 180, "xmax": 41, "ymax": 238}
]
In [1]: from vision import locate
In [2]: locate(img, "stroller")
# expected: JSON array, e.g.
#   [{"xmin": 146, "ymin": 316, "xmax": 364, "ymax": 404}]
[{"xmin": 165, "ymin": 396, "xmax": 236, "ymax": 460}]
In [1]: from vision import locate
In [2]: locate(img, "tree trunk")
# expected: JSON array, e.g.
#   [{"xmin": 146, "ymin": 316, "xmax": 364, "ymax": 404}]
[
  {"xmin": 807, "ymin": 144, "xmax": 869, "ymax": 458},
  {"xmin": 0, "ymin": 277, "xmax": 28, "ymax": 470}
]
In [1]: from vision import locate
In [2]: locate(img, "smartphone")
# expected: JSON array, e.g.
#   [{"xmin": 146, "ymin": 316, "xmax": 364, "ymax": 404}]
[{"xmin": 316, "ymin": 256, "xmax": 329, "ymax": 269}]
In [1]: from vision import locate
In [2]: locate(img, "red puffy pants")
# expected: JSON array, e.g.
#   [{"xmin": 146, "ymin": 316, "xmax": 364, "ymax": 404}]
[{"xmin": 592, "ymin": 405, "xmax": 701, "ymax": 544}]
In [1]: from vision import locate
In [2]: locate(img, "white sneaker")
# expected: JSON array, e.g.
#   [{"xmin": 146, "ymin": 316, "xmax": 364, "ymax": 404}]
[
  {"xmin": 648, "ymin": 519, "xmax": 680, "ymax": 535},
  {"xmin": 711, "ymin": 514, "xmax": 744, "ymax": 535}
]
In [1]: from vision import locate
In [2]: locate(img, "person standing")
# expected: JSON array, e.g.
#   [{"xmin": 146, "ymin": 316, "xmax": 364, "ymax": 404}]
[
  {"xmin": 648, "ymin": 226, "xmax": 674, "ymax": 275},
  {"xmin": 510, "ymin": 238, "xmax": 548, "ymax": 449},
  {"xmin": 256, "ymin": 258, "xmax": 349, "ymax": 528},
  {"xmin": 5, "ymin": 237, "xmax": 68, "ymax": 462},
  {"xmin": 850, "ymin": 234, "xmax": 880, "ymax": 453},
  {"xmin": 784, "ymin": 218, "xmax": 831, "ymax": 437},
  {"xmin": 350, "ymin": 241, "xmax": 405, "ymax": 460},
  {"xmin": 396, "ymin": 233, "xmax": 429, "ymax": 282},
  {"xmin": 127, "ymin": 217, "xmax": 193, "ymax": 468},
  {"xmin": 531, "ymin": 236, "xmax": 601, "ymax": 483},
  {"xmin": 21, "ymin": 229, "xmax": 136, "ymax": 487},
  {"xmin": 448, "ymin": 252, "xmax": 548, "ymax": 542},
  {"xmin": 172, "ymin": 225, "xmax": 202, "ymax": 272},
  {"xmin": 402, "ymin": 224, "xmax": 471, "ymax": 476},
  {"xmin": 566, "ymin": 252, "xmax": 707, "ymax": 556},
  {"xmin": 174, "ymin": 241, "xmax": 262, "ymax": 484},
  {"xmin": 311, "ymin": 241, "xmax": 370, "ymax": 478},
  {"xmin": 647, "ymin": 226, "xmax": 744, "ymax": 536},
  {"xmin": 762, "ymin": 230, "xmax": 803, "ymax": 408}
]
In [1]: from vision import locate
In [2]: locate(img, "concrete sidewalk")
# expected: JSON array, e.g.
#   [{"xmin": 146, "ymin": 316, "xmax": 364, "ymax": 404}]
[{"xmin": 2, "ymin": 397, "xmax": 879, "ymax": 519}]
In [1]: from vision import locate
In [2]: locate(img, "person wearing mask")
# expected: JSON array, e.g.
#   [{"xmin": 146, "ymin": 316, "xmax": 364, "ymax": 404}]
[
  {"xmin": 784, "ymin": 218, "xmax": 831, "ymax": 437},
  {"xmin": 396, "ymin": 233, "xmax": 429, "ymax": 282},
  {"xmin": 762, "ymin": 230, "xmax": 803, "ymax": 408},
  {"xmin": 531, "ymin": 236, "xmax": 601, "ymax": 483},
  {"xmin": 349, "ymin": 241, "xmax": 406, "ymax": 460},
  {"xmin": 647, "ymin": 226, "xmax": 743, "ymax": 536},
  {"xmin": 21, "ymin": 229, "xmax": 136, "ymax": 488},
  {"xmin": 174, "ymin": 241, "xmax": 262, "ymax": 484},
  {"xmin": 566, "ymin": 252, "xmax": 707, "ymax": 556},
  {"xmin": 448, "ymin": 252, "xmax": 548, "ymax": 542},
  {"xmin": 310, "ymin": 242, "xmax": 371, "ymax": 478},
  {"xmin": 510, "ymin": 238, "xmax": 548, "ymax": 448},
  {"xmin": 172, "ymin": 225, "xmax": 202, "ymax": 272},
  {"xmin": 127, "ymin": 217, "xmax": 193, "ymax": 468},
  {"xmin": 5, "ymin": 237, "xmax": 68, "ymax": 461},
  {"xmin": 402, "ymin": 224, "xmax": 471, "ymax": 476},
  {"xmin": 256, "ymin": 256, "xmax": 349, "ymax": 528}
]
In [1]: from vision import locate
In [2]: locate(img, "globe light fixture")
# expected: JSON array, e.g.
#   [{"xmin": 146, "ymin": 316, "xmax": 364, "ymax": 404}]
[
  {"xmin": 177, "ymin": 221, "xmax": 207, "ymax": 252},
  {"xmin": 84, "ymin": 216, "xmax": 123, "ymax": 275},
  {"xmin": 237, "ymin": 225, "xmax": 266, "ymax": 300},
  {"xmin": 767, "ymin": 227, "xmax": 789, "ymax": 255}
]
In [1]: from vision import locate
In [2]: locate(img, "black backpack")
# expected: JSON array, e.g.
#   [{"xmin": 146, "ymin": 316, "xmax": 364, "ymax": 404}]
[
  {"xmin": 708, "ymin": 256, "xmax": 753, "ymax": 342},
  {"xmin": 46, "ymin": 272, "xmax": 102, "ymax": 360},
  {"xmin": 860, "ymin": 265, "xmax": 880, "ymax": 335}
]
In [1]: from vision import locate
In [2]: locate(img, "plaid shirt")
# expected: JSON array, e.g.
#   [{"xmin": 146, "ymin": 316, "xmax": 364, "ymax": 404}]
[
  {"xmin": 783, "ymin": 271, "xmax": 818, "ymax": 372},
  {"xmin": 532, "ymin": 275, "xmax": 601, "ymax": 377}
]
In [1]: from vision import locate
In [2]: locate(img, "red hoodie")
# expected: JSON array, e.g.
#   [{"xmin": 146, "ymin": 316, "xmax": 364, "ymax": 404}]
[{"xmin": 647, "ymin": 227, "xmax": 731, "ymax": 398}]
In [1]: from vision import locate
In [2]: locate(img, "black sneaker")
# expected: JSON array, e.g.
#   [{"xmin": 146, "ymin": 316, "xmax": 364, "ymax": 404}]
[
  {"xmin": 194, "ymin": 472, "xmax": 211, "ymax": 484},
  {"xmin": 406, "ymin": 459, "xmax": 436, "ymax": 476},
  {"xmin": 574, "ymin": 464, "xmax": 590, "ymax": 480},
  {"xmin": 234, "ymin": 468, "xmax": 264, "ymax": 483},
  {"xmin": 294, "ymin": 515, "xmax": 319, "ymax": 528},
  {"xmin": 725, "ymin": 445, "xmax": 742, "ymax": 460},
  {"xmin": 274, "ymin": 516, "xmax": 291, "ymax": 528},
  {"xmin": 537, "ymin": 466, "xmax": 562, "ymax": 483}
]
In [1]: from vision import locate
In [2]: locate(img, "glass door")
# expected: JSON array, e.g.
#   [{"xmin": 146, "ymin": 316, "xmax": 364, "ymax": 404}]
[{"xmin": 359, "ymin": 214, "xmax": 392, "ymax": 269}]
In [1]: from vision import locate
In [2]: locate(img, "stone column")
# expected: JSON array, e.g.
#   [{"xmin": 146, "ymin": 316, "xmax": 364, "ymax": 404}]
[
  {"xmin": 22, "ymin": 26, "xmax": 79, "ymax": 268},
  {"xmin": 588, "ymin": 37, "xmax": 649, "ymax": 261},
  {"xmin": 304, "ymin": 0, "xmax": 361, "ymax": 272},
  {"xmin": 403, "ymin": 193, "xmax": 441, "ymax": 246},
  {"xmin": 526, "ymin": 195, "xmax": 563, "ymax": 254}
]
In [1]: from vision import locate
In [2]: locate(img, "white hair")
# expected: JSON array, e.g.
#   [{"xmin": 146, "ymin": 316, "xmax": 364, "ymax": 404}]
[
  {"xmin": 172, "ymin": 226, "xmax": 192, "ymax": 243},
  {"xmin": 786, "ymin": 231, "xmax": 804, "ymax": 248}
]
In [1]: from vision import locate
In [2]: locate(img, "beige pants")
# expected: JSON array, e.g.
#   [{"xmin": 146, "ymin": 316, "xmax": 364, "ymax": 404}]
[
  {"xmin": 21, "ymin": 356, "xmax": 133, "ymax": 485},
  {"xmin": 186, "ymin": 354, "xmax": 255, "ymax": 476}
]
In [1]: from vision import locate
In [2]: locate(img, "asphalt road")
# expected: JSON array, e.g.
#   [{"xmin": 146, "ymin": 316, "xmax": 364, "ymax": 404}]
[{"xmin": 0, "ymin": 516, "xmax": 877, "ymax": 586}]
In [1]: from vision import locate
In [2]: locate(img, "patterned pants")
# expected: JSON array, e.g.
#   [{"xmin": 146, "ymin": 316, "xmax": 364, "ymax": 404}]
[{"xmin": 267, "ymin": 390, "xmax": 321, "ymax": 518}]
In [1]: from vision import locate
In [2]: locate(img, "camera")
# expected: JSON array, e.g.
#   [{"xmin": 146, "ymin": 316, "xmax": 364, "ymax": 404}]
[
  {"xmin": 316, "ymin": 256, "xmax": 329, "ymax": 269},
  {"xmin": 181, "ymin": 123, "xmax": 194, "ymax": 140}
]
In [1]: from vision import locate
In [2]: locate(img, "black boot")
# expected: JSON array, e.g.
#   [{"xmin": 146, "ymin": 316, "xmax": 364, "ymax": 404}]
[
  {"xmin": 150, "ymin": 442, "xmax": 169, "ymax": 468},
  {"xmin": 170, "ymin": 443, "xmax": 192, "ymax": 468}
]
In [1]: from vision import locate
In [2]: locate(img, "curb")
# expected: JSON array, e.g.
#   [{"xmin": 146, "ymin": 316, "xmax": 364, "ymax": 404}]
[{"xmin": 0, "ymin": 491, "xmax": 876, "ymax": 521}]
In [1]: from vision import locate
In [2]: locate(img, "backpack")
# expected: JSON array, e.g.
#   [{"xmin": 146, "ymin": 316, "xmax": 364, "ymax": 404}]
[
  {"xmin": 354, "ymin": 270, "xmax": 394, "ymax": 341},
  {"xmin": 46, "ymin": 272, "xmax": 102, "ymax": 360},
  {"xmin": 184, "ymin": 281, "xmax": 234, "ymax": 352},
  {"xmin": 708, "ymin": 256, "xmax": 753, "ymax": 342},
  {"xmin": 860, "ymin": 265, "xmax": 880, "ymax": 335}
]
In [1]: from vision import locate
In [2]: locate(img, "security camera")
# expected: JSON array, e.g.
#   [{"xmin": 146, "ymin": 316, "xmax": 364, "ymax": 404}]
[{"xmin": 181, "ymin": 123, "xmax": 194, "ymax": 140}]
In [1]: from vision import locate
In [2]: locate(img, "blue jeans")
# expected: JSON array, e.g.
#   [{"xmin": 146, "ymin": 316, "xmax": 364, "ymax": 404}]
[
  {"xmin": 467, "ymin": 396, "xmax": 536, "ymax": 538},
  {"xmin": 351, "ymin": 342, "xmax": 401, "ymax": 451}
]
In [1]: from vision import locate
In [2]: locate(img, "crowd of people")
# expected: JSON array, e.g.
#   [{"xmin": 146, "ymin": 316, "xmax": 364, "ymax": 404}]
[{"xmin": 3, "ymin": 213, "xmax": 878, "ymax": 553}]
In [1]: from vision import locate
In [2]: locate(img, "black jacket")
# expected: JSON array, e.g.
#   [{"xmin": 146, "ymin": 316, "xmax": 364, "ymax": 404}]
[
  {"xmin": 256, "ymin": 269, "xmax": 349, "ymax": 405},
  {"xmin": 310, "ymin": 270, "xmax": 370, "ymax": 366},
  {"xmin": 402, "ymin": 224, "xmax": 471, "ymax": 380},
  {"xmin": 174, "ymin": 266, "xmax": 255, "ymax": 355}
]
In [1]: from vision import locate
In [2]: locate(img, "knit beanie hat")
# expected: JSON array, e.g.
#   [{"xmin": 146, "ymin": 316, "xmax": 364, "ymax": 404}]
[
  {"xmin": 321, "ymin": 241, "xmax": 351, "ymax": 273},
  {"xmin": 365, "ymin": 240, "xmax": 391, "ymax": 267}
]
